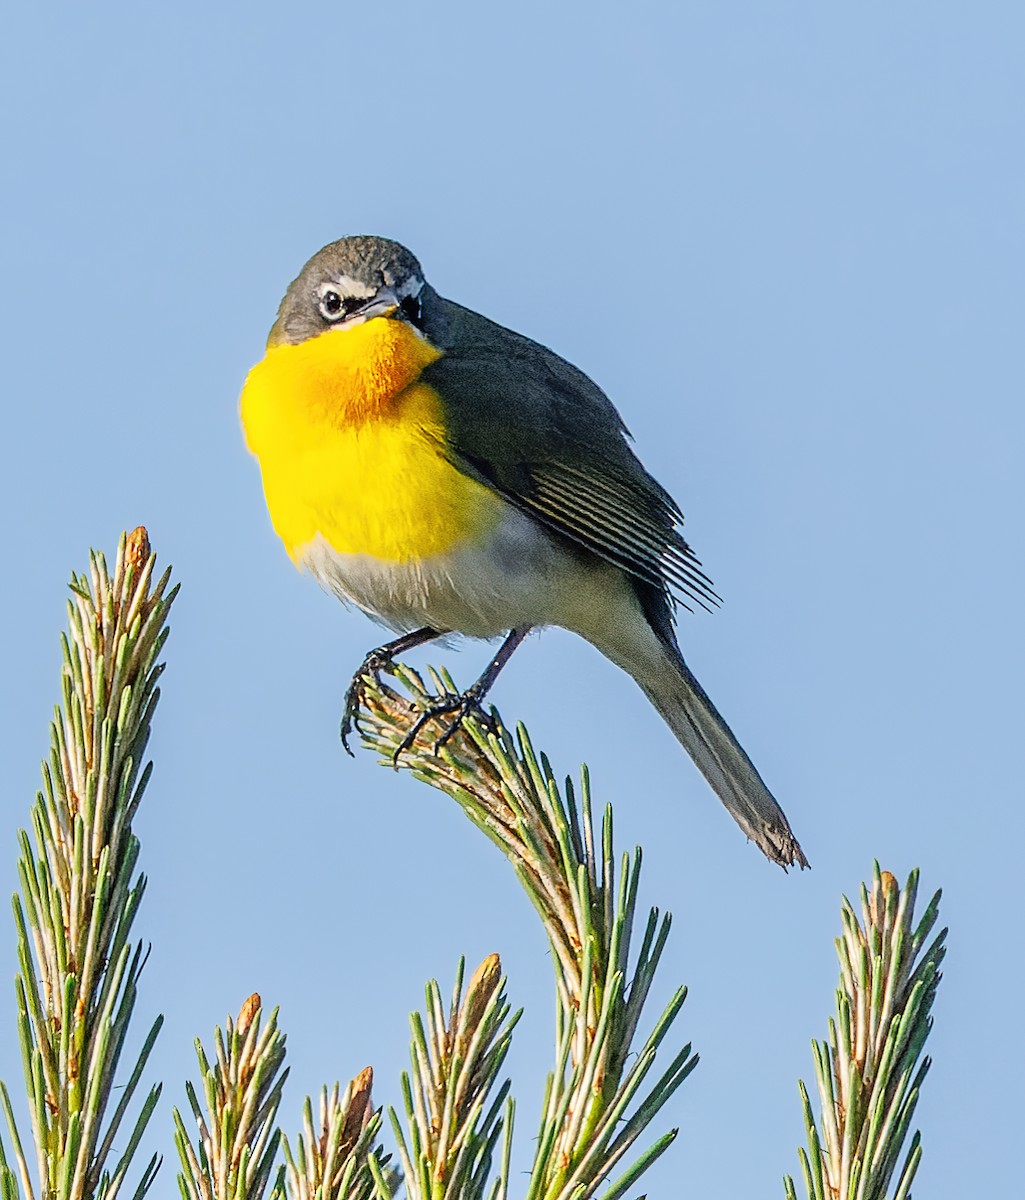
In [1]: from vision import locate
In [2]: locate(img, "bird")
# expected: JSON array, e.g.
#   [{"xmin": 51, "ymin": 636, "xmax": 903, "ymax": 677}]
[{"xmin": 240, "ymin": 235, "xmax": 807, "ymax": 869}]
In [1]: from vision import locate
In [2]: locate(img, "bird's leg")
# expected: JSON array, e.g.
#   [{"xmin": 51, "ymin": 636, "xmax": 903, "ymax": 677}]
[
  {"xmin": 393, "ymin": 627, "xmax": 531, "ymax": 763},
  {"xmin": 341, "ymin": 626, "xmax": 442, "ymax": 755}
]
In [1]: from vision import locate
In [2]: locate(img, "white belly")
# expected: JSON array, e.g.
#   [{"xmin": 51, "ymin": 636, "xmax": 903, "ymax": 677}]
[{"xmin": 298, "ymin": 504, "xmax": 633, "ymax": 642}]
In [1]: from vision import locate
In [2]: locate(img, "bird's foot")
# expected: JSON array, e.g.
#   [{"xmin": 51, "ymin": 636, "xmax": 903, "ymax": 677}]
[
  {"xmin": 340, "ymin": 648, "xmax": 400, "ymax": 755},
  {"xmin": 391, "ymin": 683, "xmax": 495, "ymax": 765},
  {"xmin": 340, "ymin": 627, "xmax": 442, "ymax": 756}
]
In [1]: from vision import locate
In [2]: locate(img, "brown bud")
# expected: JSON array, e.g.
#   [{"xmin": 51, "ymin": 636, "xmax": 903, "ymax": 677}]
[
  {"xmin": 341, "ymin": 1066, "xmax": 375, "ymax": 1151},
  {"xmin": 126, "ymin": 526, "xmax": 151, "ymax": 574},
  {"xmin": 461, "ymin": 953, "xmax": 502, "ymax": 1037},
  {"xmin": 237, "ymin": 992, "xmax": 261, "ymax": 1036},
  {"xmin": 468, "ymin": 953, "xmax": 502, "ymax": 1000},
  {"xmin": 870, "ymin": 870, "xmax": 899, "ymax": 923}
]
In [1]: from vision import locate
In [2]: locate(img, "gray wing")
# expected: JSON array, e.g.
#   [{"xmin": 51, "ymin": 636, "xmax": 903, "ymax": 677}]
[{"xmin": 420, "ymin": 299, "xmax": 720, "ymax": 614}]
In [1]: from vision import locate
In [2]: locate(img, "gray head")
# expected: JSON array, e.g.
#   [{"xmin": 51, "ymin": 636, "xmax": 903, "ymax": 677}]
[{"xmin": 268, "ymin": 235, "xmax": 438, "ymax": 346}]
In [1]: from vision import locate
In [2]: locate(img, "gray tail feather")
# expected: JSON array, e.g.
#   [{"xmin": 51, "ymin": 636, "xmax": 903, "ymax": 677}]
[{"xmin": 637, "ymin": 649, "xmax": 809, "ymax": 869}]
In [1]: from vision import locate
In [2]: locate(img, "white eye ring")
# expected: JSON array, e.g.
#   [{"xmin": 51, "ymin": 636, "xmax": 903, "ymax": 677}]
[{"xmin": 318, "ymin": 287, "xmax": 355, "ymax": 322}]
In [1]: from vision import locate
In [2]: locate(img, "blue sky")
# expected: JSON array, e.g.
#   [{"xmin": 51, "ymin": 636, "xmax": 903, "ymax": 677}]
[{"xmin": 1, "ymin": 3, "xmax": 1021, "ymax": 1195}]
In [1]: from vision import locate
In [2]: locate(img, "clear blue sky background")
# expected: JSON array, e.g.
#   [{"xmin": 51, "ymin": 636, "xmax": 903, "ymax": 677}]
[{"xmin": 1, "ymin": 3, "xmax": 1021, "ymax": 1195}]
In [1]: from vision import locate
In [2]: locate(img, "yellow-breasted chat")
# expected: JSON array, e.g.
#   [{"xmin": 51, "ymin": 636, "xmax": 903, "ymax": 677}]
[{"xmin": 241, "ymin": 235, "xmax": 807, "ymax": 869}]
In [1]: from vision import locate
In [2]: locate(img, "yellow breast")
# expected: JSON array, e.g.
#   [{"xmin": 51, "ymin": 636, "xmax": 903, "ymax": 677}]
[{"xmin": 240, "ymin": 317, "xmax": 503, "ymax": 562}]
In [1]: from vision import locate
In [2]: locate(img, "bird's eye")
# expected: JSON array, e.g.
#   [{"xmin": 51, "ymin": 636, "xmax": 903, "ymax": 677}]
[
  {"xmin": 400, "ymin": 293, "xmax": 423, "ymax": 328},
  {"xmin": 318, "ymin": 289, "xmax": 361, "ymax": 322}
]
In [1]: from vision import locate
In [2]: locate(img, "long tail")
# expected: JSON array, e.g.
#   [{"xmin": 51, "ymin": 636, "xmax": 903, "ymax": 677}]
[{"xmin": 635, "ymin": 646, "xmax": 809, "ymax": 869}]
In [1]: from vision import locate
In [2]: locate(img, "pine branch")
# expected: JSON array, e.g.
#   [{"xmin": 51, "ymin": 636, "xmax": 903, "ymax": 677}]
[
  {"xmin": 280, "ymin": 1069, "xmax": 396, "ymax": 1200},
  {"xmin": 0, "ymin": 528, "xmax": 171, "ymax": 1200},
  {"xmin": 5, "ymin": 533, "xmax": 953, "ymax": 1200},
  {"xmin": 784, "ymin": 864, "xmax": 946, "ymax": 1200},
  {"xmin": 174, "ymin": 994, "xmax": 288, "ymax": 1200},
  {"xmin": 389, "ymin": 955, "xmax": 517, "ymax": 1200},
  {"xmin": 355, "ymin": 664, "xmax": 696, "ymax": 1200}
]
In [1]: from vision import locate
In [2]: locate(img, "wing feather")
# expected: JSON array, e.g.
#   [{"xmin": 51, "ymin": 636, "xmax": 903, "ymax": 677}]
[
  {"xmin": 531, "ymin": 466, "xmax": 720, "ymax": 611},
  {"xmin": 420, "ymin": 300, "xmax": 721, "ymax": 617}
]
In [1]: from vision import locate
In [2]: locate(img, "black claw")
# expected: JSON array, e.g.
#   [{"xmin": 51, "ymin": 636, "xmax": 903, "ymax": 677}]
[
  {"xmin": 340, "ymin": 649, "xmax": 396, "ymax": 754},
  {"xmin": 340, "ymin": 700, "xmax": 360, "ymax": 756}
]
